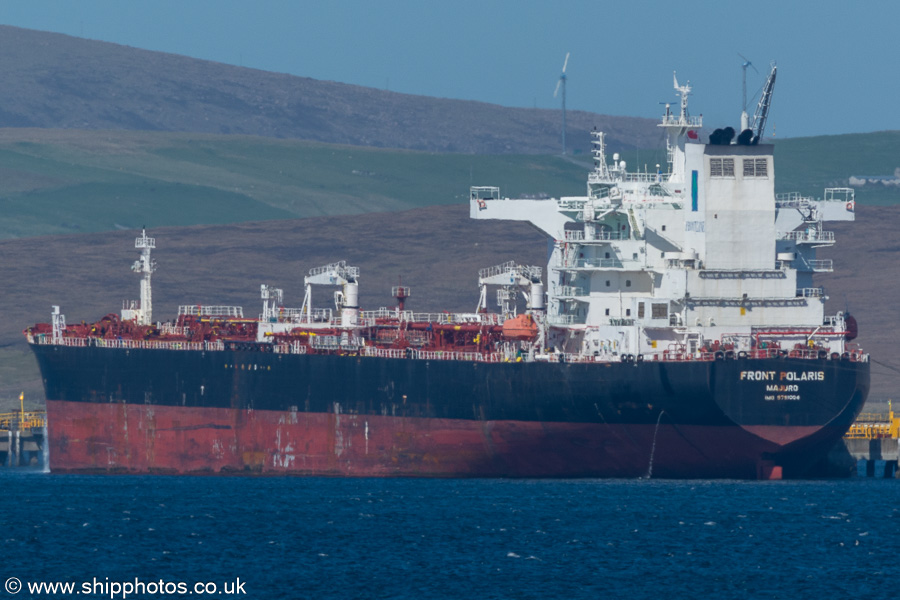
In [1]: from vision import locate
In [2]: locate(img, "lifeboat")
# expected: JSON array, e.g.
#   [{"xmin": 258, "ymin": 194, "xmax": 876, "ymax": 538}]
[{"xmin": 502, "ymin": 314, "xmax": 538, "ymax": 341}]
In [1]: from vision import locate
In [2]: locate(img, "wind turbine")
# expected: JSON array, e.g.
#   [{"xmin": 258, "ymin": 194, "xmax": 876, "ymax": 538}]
[
  {"xmin": 739, "ymin": 53, "xmax": 758, "ymax": 131},
  {"xmin": 553, "ymin": 52, "xmax": 570, "ymax": 155}
]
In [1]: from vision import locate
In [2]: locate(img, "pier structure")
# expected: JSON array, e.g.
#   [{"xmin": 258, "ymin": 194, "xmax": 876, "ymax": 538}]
[
  {"xmin": 0, "ymin": 394, "xmax": 47, "ymax": 468},
  {"xmin": 825, "ymin": 404, "xmax": 900, "ymax": 478}
]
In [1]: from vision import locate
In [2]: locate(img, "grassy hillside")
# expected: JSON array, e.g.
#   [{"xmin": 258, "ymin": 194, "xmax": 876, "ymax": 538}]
[
  {"xmin": 0, "ymin": 129, "xmax": 590, "ymax": 239},
  {"xmin": 0, "ymin": 129, "xmax": 898, "ymax": 241},
  {"xmin": 774, "ymin": 132, "xmax": 900, "ymax": 204}
]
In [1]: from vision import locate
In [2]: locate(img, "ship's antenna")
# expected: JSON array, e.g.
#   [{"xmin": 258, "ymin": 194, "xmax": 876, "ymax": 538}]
[
  {"xmin": 673, "ymin": 72, "xmax": 691, "ymax": 123},
  {"xmin": 132, "ymin": 228, "xmax": 157, "ymax": 325},
  {"xmin": 738, "ymin": 54, "xmax": 758, "ymax": 114},
  {"xmin": 658, "ymin": 73, "xmax": 701, "ymax": 180},
  {"xmin": 591, "ymin": 128, "xmax": 609, "ymax": 179},
  {"xmin": 553, "ymin": 52, "xmax": 570, "ymax": 155}
]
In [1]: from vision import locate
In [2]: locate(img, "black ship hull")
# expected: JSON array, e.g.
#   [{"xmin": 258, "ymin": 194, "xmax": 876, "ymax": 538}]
[{"xmin": 30, "ymin": 343, "xmax": 869, "ymax": 478}]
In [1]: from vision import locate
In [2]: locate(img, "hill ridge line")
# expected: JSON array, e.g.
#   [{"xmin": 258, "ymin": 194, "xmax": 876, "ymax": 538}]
[{"xmin": 0, "ymin": 25, "xmax": 661, "ymax": 155}]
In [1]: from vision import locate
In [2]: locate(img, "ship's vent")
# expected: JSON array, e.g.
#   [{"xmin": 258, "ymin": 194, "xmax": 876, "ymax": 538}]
[
  {"xmin": 710, "ymin": 158, "xmax": 734, "ymax": 178},
  {"xmin": 743, "ymin": 158, "xmax": 768, "ymax": 178}
]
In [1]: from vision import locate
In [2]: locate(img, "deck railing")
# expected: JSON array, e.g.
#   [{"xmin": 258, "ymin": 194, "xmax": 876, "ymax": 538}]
[
  {"xmin": 807, "ymin": 259, "xmax": 834, "ymax": 272},
  {"xmin": 26, "ymin": 334, "xmax": 868, "ymax": 364},
  {"xmin": 0, "ymin": 411, "xmax": 46, "ymax": 431},
  {"xmin": 562, "ymin": 258, "xmax": 627, "ymax": 269},
  {"xmin": 796, "ymin": 287, "xmax": 826, "ymax": 298},
  {"xmin": 178, "ymin": 305, "xmax": 244, "ymax": 318},
  {"xmin": 547, "ymin": 314, "xmax": 585, "ymax": 326},
  {"xmin": 557, "ymin": 286, "xmax": 585, "ymax": 297},
  {"xmin": 29, "ymin": 335, "xmax": 225, "ymax": 352}
]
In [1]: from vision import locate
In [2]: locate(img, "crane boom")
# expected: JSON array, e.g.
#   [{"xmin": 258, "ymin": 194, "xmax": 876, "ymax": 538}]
[{"xmin": 750, "ymin": 63, "xmax": 777, "ymax": 143}]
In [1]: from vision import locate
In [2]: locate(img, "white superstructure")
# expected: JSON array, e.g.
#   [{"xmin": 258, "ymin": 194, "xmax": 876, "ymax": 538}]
[{"xmin": 471, "ymin": 75, "xmax": 857, "ymax": 361}]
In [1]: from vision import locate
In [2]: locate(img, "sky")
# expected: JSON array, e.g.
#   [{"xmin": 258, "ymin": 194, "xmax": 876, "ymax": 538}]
[{"xmin": 1, "ymin": 0, "xmax": 898, "ymax": 139}]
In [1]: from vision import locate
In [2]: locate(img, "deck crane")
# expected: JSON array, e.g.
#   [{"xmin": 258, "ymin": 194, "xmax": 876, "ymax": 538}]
[
  {"xmin": 476, "ymin": 261, "xmax": 544, "ymax": 320},
  {"xmin": 750, "ymin": 63, "xmax": 777, "ymax": 144},
  {"xmin": 300, "ymin": 261, "xmax": 360, "ymax": 327}
]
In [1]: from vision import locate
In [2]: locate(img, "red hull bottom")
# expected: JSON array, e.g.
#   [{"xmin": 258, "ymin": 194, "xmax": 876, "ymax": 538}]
[{"xmin": 46, "ymin": 400, "xmax": 828, "ymax": 479}]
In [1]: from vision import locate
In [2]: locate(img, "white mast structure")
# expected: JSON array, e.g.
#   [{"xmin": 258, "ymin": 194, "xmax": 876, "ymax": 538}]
[
  {"xmin": 122, "ymin": 229, "xmax": 157, "ymax": 325},
  {"xmin": 660, "ymin": 73, "xmax": 702, "ymax": 183},
  {"xmin": 51, "ymin": 305, "xmax": 65, "ymax": 342},
  {"xmin": 261, "ymin": 284, "xmax": 284, "ymax": 322}
]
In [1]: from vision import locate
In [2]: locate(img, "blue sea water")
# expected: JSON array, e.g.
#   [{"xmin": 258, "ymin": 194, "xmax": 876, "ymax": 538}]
[{"xmin": 1, "ymin": 473, "xmax": 898, "ymax": 599}]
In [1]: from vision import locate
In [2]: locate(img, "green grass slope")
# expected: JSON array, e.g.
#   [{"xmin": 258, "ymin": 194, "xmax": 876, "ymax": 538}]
[
  {"xmin": 774, "ymin": 131, "xmax": 900, "ymax": 204},
  {"xmin": 0, "ymin": 129, "xmax": 589, "ymax": 239},
  {"xmin": 0, "ymin": 129, "xmax": 898, "ymax": 242}
]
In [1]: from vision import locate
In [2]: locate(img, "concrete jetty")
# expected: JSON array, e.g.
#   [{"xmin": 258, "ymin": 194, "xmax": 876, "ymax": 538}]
[{"xmin": 0, "ymin": 394, "xmax": 47, "ymax": 469}]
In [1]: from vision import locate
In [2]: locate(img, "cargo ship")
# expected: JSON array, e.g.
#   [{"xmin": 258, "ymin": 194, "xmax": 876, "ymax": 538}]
[{"xmin": 25, "ymin": 71, "xmax": 869, "ymax": 478}]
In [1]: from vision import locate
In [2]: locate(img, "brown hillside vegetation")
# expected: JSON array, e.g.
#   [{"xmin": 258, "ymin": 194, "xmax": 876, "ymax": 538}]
[
  {"xmin": 1, "ymin": 203, "xmax": 894, "ymax": 403},
  {"xmin": 0, "ymin": 26, "xmax": 661, "ymax": 155}
]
